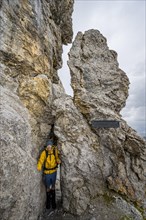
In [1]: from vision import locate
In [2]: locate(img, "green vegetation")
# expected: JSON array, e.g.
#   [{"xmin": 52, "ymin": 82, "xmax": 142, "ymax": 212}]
[{"xmin": 102, "ymin": 193, "xmax": 115, "ymax": 205}]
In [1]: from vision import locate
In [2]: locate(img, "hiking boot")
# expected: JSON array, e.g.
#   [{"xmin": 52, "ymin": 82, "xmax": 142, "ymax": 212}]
[
  {"xmin": 46, "ymin": 191, "xmax": 51, "ymax": 209},
  {"xmin": 51, "ymin": 189, "xmax": 56, "ymax": 209}
]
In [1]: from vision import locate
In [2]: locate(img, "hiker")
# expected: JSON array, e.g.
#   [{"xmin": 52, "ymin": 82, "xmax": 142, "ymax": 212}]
[{"xmin": 37, "ymin": 140, "xmax": 61, "ymax": 209}]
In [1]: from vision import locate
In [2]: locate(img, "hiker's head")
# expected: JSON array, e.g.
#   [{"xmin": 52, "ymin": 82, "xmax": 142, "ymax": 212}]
[{"xmin": 46, "ymin": 140, "xmax": 53, "ymax": 150}]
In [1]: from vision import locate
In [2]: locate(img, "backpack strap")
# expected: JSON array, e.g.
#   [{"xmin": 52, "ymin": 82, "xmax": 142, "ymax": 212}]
[
  {"xmin": 45, "ymin": 149, "xmax": 49, "ymax": 158},
  {"xmin": 44, "ymin": 147, "xmax": 58, "ymax": 171},
  {"xmin": 45, "ymin": 146, "xmax": 56, "ymax": 157}
]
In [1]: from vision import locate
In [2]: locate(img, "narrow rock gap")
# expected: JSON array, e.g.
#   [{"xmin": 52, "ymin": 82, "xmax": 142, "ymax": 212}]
[
  {"xmin": 39, "ymin": 124, "xmax": 63, "ymax": 219},
  {"xmin": 58, "ymin": 45, "xmax": 73, "ymax": 96}
]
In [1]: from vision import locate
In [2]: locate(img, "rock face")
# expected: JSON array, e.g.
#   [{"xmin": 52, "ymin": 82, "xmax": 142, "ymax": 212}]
[
  {"xmin": 68, "ymin": 30, "xmax": 129, "ymax": 117},
  {"xmin": 53, "ymin": 96, "xmax": 103, "ymax": 214},
  {"xmin": 52, "ymin": 30, "xmax": 146, "ymax": 218},
  {"xmin": 0, "ymin": 0, "xmax": 73, "ymax": 220}
]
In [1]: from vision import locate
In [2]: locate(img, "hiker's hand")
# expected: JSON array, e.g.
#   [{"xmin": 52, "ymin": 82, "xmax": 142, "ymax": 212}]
[{"xmin": 37, "ymin": 167, "xmax": 42, "ymax": 171}]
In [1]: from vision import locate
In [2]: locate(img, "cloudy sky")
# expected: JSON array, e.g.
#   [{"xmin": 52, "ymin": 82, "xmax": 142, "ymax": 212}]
[{"xmin": 58, "ymin": 0, "xmax": 145, "ymax": 138}]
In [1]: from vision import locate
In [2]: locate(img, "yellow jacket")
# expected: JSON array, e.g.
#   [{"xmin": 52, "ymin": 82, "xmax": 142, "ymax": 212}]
[{"xmin": 37, "ymin": 146, "xmax": 61, "ymax": 174}]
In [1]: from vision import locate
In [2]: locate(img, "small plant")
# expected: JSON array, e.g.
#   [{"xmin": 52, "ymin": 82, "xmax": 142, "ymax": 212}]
[{"xmin": 103, "ymin": 193, "xmax": 115, "ymax": 205}]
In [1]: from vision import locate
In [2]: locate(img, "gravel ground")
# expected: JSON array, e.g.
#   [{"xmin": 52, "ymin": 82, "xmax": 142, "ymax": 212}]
[
  {"xmin": 38, "ymin": 198, "xmax": 78, "ymax": 220},
  {"xmin": 38, "ymin": 190, "xmax": 144, "ymax": 220},
  {"xmin": 38, "ymin": 188, "xmax": 79, "ymax": 220}
]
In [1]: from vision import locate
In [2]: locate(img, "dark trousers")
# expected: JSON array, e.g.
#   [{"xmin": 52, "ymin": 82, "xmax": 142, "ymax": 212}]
[{"xmin": 46, "ymin": 189, "xmax": 56, "ymax": 209}]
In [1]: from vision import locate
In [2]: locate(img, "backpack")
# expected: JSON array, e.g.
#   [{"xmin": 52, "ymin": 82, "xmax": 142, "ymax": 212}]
[{"xmin": 44, "ymin": 146, "xmax": 58, "ymax": 171}]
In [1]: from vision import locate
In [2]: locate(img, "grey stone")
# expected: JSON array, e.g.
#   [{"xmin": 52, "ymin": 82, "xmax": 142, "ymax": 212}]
[
  {"xmin": 0, "ymin": 78, "xmax": 43, "ymax": 220},
  {"xmin": 57, "ymin": 29, "xmax": 146, "ymax": 217},
  {"xmin": 0, "ymin": 0, "xmax": 73, "ymax": 219}
]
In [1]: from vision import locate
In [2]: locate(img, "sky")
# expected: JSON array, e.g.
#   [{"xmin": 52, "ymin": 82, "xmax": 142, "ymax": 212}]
[{"xmin": 58, "ymin": 0, "xmax": 146, "ymax": 138}]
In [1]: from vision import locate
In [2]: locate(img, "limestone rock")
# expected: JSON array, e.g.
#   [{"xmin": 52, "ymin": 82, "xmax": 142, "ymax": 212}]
[
  {"xmin": 52, "ymin": 96, "xmax": 104, "ymax": 215},
  {"xmin": 52, "ymin": 29, "xmax": 146, "ymax": 218},
  {"xmin": 0, "ymin": 0, "xmax": 73, "ymax": 146},
  {"xmin": 0, "ymin": 0, "xmax": 73, "ymax": 219},
  {"xmin": 0, "ymin": 71, "xmax": 43, "ymax": 220},
  {"xmin": 52, "ymin": 95, "xmax": 146, "ymax": 218},
  {"xmin": 49, "ymin": 0, "xmax": 74, "ymax": 44},
  {"xmin": 68, "ymin": 30, "xmax": 129, "ymax": 119}
]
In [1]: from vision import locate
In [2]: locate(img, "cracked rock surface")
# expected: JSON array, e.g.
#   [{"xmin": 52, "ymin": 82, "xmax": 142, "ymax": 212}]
[
  {"xmin": 52, "ymin": 30, "xmax": 146, "ymax": 218},
  {"xmin": 0, "ymin": 0, "xmax": 73, "ymax": 219}
]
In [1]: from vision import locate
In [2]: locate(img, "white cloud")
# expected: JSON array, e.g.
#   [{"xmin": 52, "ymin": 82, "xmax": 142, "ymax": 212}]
[
  {"xmin": 58, "ymin": 0, "xmax": 146, "ymax": 137},
  {"xmin": 121, "ymin": 61, "xmax": 145, "ymax": 136},
  {"xmin": 122, "ymin": 106, "xmax": 145, "ymax": 136}
]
